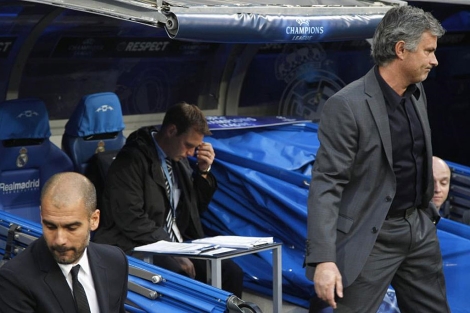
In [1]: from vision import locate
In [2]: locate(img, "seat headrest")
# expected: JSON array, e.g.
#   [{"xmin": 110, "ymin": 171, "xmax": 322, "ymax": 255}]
[
  {"xmin": 64, "ymin": 92, "xmax": 125, "ymax": 137},
  {"xmin": 0, "ymin": 98, "xmax": 51, "ymax": 140}
]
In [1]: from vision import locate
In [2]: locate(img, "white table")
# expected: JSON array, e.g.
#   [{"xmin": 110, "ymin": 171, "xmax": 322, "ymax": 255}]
[{"xmin": 142, "ymin": 242, "xmax": 283, "ymax": 313}]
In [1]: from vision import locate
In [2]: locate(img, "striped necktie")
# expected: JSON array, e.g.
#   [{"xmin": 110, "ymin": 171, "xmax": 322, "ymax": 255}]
[
  {"xmin": 164, "ymin": 158, "xmax": 177, "ymax": 242},
  {"xmin": 71, "ymin": 265, "xmax": 91, "ymax": 313},
  {"xmin": 165, "ymin": 158, "xmax": 173, "ymax": 199}
]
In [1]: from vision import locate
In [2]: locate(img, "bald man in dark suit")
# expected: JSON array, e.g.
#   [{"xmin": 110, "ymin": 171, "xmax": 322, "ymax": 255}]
[{"xmin": 0, "ymin": 172, "xmax": 128, "ymax": 313}]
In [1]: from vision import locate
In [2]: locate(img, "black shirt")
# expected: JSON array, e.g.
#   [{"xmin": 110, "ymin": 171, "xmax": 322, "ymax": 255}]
[{"xmin": 374, "ymin": 67, "xmax": 425, "ymax": 212}]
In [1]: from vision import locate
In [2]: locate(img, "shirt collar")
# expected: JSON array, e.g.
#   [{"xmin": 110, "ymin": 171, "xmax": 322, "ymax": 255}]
[
  {"xmin": 374, "ymin": 66, "xmax": 421, "ymax": 111},
  {"xmin": 58, "ymin": 247, "xmax": 90, "ymax": 278},
  {"xmin": 151, "ymin": 131, "xmax": 168, "ymax": 160}
]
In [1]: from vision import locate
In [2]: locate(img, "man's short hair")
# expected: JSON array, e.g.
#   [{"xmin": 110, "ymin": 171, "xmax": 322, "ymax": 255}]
[{"xmin": 160, "ymin": 102, "xmax": 211, "ymax": 136}]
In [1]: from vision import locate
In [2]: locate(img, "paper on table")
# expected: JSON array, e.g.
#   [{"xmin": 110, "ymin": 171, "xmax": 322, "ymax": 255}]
[
  {"xmin": 192, "ymin": 236, "xmax": 273, "ymax": 249},
  {"xmin": 200, "ymin": 247, "xmax": 236, "ymax": 255},
  {"xmin": 134, "ymin": 240, "xmax": 219, "ymax": 255}
]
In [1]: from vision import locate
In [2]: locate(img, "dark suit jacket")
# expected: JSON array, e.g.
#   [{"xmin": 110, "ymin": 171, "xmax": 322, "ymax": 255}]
[
  {"xmin": 0, "ymin": 236, "xmax": 128, "ymax": 313},
  {"xmin": 305, "ymin": 68, "xmax": 434, "ymax": 287}
]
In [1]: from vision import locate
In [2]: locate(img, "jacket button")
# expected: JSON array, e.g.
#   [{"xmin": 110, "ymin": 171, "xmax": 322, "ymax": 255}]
[
  {"xmin": 372, "ymin": 227, "xmax": 378, "ymax": 233},
  {"xmin": 385, "ymin": 196, "xmax": 392, "ymax": 202}
]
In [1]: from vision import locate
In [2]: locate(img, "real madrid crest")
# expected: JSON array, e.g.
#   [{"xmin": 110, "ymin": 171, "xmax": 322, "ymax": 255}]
[
  {"xmin": 16, "ymin": 147, "xmax": 28, "ymax": 168},
  {"xmin": 95, "ymin": 140, "xmax": 105, "ymax": 153},
  {"xmin": 276, "ymin": 43, "xmax": 345, "ymax": 123}
]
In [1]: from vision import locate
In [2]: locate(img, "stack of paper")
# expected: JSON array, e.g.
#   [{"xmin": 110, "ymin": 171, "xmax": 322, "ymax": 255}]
[
  {"xmin": 192, "ymin": 236, "xmax": 273, "ymax": 249},
  {"xmin": 134, "ymin": 241, "xmax": 220, "ymax": 255}
]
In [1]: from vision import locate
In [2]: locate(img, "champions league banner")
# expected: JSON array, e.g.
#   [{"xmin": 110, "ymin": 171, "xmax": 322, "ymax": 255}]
[
  {"xmin": 165, "ymin": 13, "xmax": 384, "ymax": 43},
  {"xmin": 206, "ymin": 116, "xmax": 310, "ymax": 130}
]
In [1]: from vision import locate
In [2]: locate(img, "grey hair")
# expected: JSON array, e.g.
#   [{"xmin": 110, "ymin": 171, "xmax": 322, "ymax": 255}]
[{"xmin": 371, "ymin": 5, "xmax": 445, "ymax": 66}]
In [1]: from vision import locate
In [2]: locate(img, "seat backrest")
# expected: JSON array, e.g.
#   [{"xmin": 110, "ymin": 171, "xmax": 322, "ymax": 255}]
[
  {"xmin": 84, "ymin": 149, "xmax": 120, "ymax": 231},
  {"xmin": 0, "ymin": 98, "xmax": 74, "ymax": 223},
  {"xmin": 62, "ymin": 92, "xmax": 126, "ymax": 174}
]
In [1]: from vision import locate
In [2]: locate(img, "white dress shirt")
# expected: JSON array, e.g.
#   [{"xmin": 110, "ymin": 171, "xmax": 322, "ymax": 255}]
[{"xmin": 58, "ymin": 248, "xmax": 101, "ymax": 313}]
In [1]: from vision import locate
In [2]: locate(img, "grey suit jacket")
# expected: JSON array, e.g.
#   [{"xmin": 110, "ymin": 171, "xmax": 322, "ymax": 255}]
[
  {"xmin": 0, "ymin": 236, "xmax": 128, "ymax": 313},
  {"xmin": 305, "ymin": 68, "xmax": 434, "ymax": 287}
]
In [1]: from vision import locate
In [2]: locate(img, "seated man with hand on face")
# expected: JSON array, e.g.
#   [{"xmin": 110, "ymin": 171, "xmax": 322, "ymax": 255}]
[
  {"xmin": 0, "ymin": 172, "xmax": 129, "ymax": 313},
  {"xmin": 93, "ymin": 101, "xmax": 243, "ymax": 298}
]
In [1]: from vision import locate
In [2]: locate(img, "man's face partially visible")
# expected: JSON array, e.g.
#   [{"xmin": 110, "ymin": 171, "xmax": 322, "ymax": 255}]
[
  {"xmin": 432, "ymin": 158, "xmax": 451, "ymax": 209},
  {"xmin": 166, "ymin": 126, "xmax": 204, "ymax": 162},
  {"xmin": 41, "ymin": 199, "xmax": 98, "ymax": 264},
  {"xmin": 402, "ymin": 31, "xmax": 439, "ymax": 85}
]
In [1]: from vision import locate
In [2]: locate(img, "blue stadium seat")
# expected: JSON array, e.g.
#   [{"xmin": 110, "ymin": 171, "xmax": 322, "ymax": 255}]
[
  {"xmin": 0, "ymin": 98, "xmax": 73, "ymax": 223},
  {"xmin": 62, "ymin": 92, "xmax": 126, "ymax": 174}
]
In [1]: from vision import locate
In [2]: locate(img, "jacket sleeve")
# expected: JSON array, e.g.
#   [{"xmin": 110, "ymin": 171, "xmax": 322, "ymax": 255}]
[
  {"xmin": 193, "ymin": 171, "xmax": 217, "ymax": 215},
  {"xmin": 117, "ymin": 248, "xmax": 129, "ymax": 313},
  {"xmin": 0, "ymin": 266, "xmax": 36, "ymax": 312},
  {"xmin": 305, "ymin": 93, "xmax": 358, "ymax": 265},
  {"xmin": 105, "ymin": 149, "xmax": 170, "ymax": 245}
]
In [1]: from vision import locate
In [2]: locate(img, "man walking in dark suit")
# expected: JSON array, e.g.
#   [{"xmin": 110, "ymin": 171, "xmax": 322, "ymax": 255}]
[
  {"xmin": 0, "ymin": 172, "xmax": 128, "ymax": 313},
  {"xmin": 305, "ymin": 5, "xmax": 450, "ymax": 313}
]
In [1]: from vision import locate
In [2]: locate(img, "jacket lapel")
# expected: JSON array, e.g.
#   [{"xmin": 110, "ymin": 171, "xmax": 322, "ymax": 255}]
[
  {"xmin": 174, "ymin": 161, "xmax": 191, "ymax": 208},
  {"xmin": 35, "ymin": 237, "xmax": 76, "ymax": 312},
  {"xmin": 411, "ymin": 85, "xmax": 434, "ymax": 204},
  {"xmin": 87, "ymin": 243, "xmax": 109, "ymax": 313},
  {"xmin": 363, "ymin": 68, "xmax": 394, "ymax": 169}
]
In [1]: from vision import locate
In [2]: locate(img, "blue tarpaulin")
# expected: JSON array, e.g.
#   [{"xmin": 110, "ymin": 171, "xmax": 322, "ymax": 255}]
[{"xmin": 202, "ymin": 117, "xmax": 470, "ymax": 311}]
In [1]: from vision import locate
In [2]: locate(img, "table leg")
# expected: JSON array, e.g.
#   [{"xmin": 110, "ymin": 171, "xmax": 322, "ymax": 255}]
[
  {"xmin": 273, "ymin": 245, "xmax": 282, "ymax": 313},
  {"xmin": 212, "ymin": 259, "xmax": 222, "ymax": 289},
  {"xmin": 206, "ymin": 259, "xmax": 223, "ymax": 289},
  {"xmin": 143, "ymin": 254, "xmax": 152, "ymax": 264}
]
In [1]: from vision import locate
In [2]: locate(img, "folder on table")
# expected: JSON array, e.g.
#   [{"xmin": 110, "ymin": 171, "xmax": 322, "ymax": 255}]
[
  {"xmin": 134, "ymin": 241, "xmax": 219, "ymax": 255},
  {"xmin": 192, "ymin": 236, "xmax": 273, "ymax": 249}
]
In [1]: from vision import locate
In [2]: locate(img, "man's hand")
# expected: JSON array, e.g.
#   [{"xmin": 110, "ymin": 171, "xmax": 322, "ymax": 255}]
[
  {"xmin": 313, "ymin": 262, "xmax": 343, "ymax": 309},
  {"xmin": 174, "ymin": 256, "xmax": 196, "ymax": 278},
  {"xmin": 196, "ymin": 142, "xmax": 215, "ymax": 173}
]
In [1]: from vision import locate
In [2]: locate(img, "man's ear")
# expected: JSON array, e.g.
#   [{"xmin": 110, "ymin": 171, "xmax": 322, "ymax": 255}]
[
  {"xmin": 395, "ymin": 40, "xmax": 406, "ymax": 60},
  {"xmin": 167, "ymin": 124, "xmax": 178, "ymax": 137},
  {"xmin": 90, "ymin": 209, "xmax": 100, "ymax": 231}
]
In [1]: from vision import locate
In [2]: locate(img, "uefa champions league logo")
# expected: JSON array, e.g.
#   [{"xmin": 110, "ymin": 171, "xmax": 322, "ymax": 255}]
[{"xmin": 296, "ymin": 19, "xmax": 309, "ymax": 27}]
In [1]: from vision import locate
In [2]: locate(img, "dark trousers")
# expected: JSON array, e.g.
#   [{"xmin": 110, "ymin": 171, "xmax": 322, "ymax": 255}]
[
  {"xmin": 146, "ymin": 254, "xmax": 244, "ymax": 298},
  {"xmin": 334, "ymin": 209, "xmax": 450, "ymax": 313}
]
